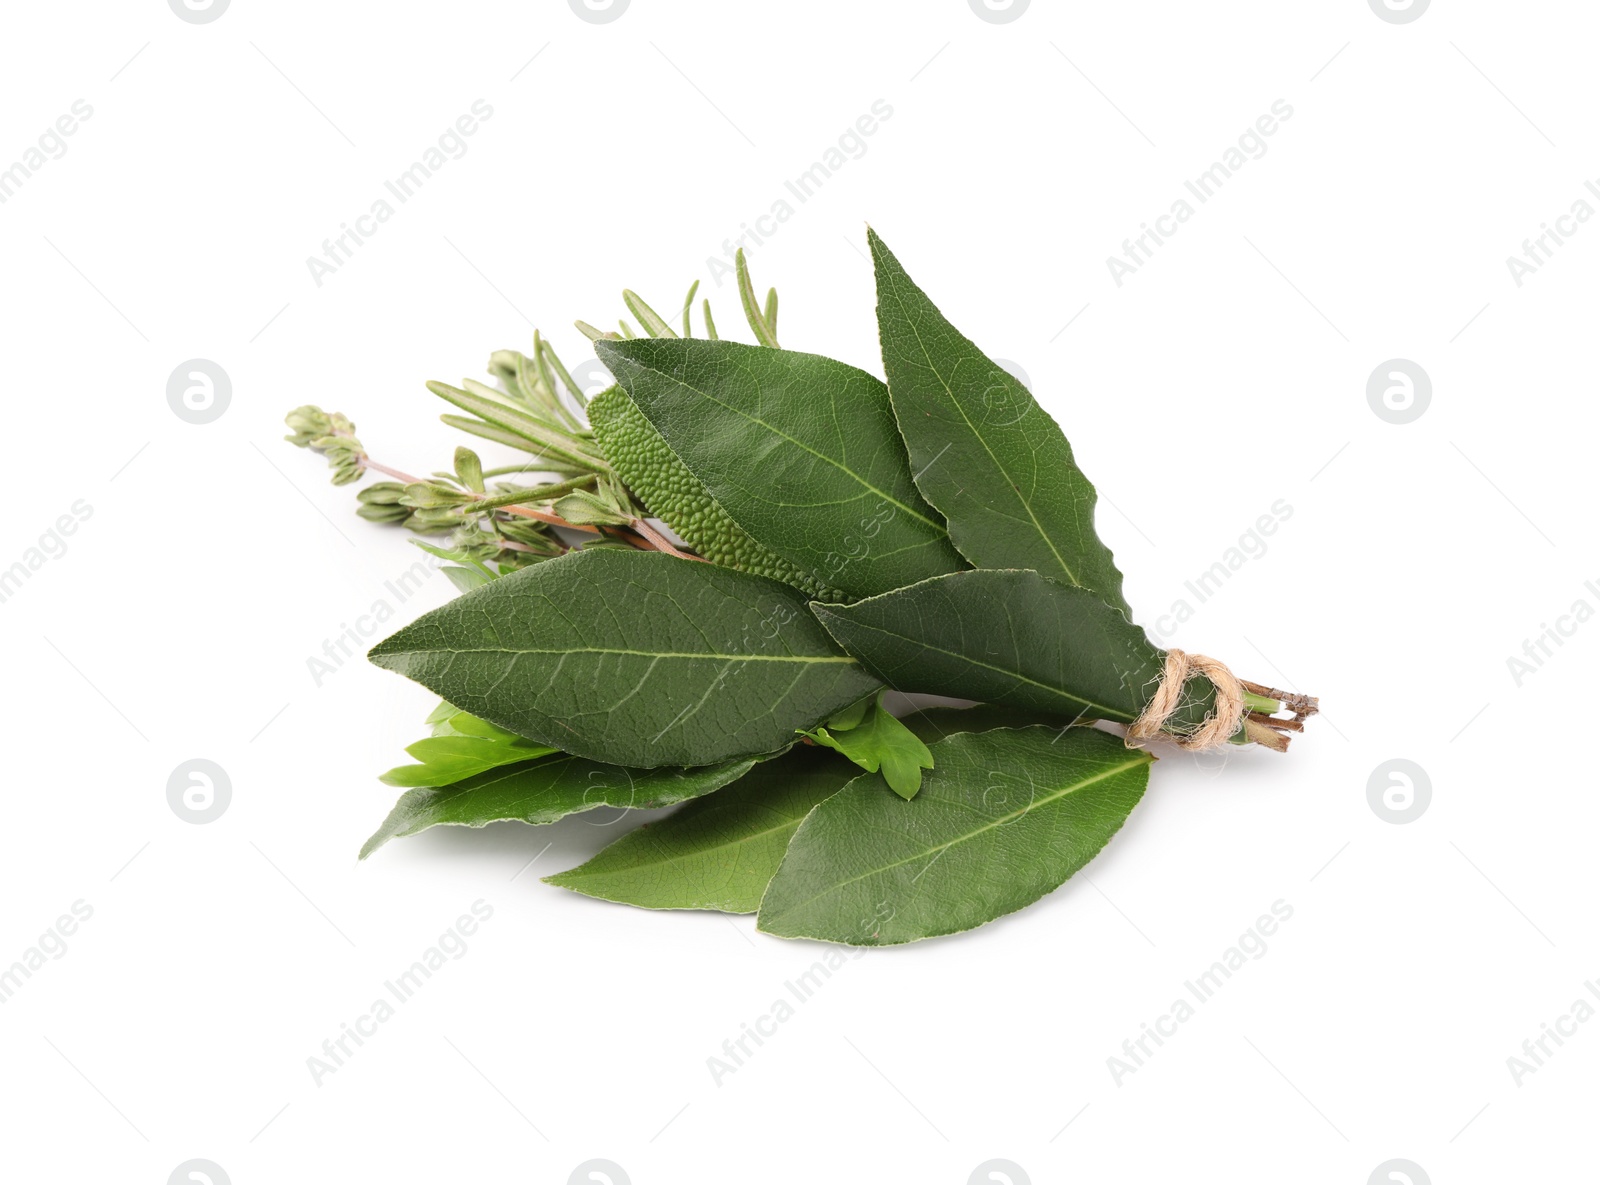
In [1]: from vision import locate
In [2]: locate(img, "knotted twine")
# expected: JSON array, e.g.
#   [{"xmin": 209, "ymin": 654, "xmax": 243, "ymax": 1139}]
[{"xmin": 1126, "ymin": 648, "xmax": 1246, "ymax": 752}]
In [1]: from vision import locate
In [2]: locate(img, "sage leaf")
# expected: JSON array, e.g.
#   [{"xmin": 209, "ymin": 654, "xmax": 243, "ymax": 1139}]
[
  {"xmin": 801, "ymin": 698, "xmax": 933, "ymax": 800},
  {"xmin": 360, "ymin": 754, "xmax": 757, "ymax": 859},
  {"xmin": 811, "ymin": 569, "xmax": 1217, "ymax": 732},
  {"xmin": 595, "ymin": 337, "xmax": 966, "ymax": 599},
  {"xmin": 542, "ymin": 747, "xmax": 855, "ymax": 913},
  {"xmin": 369, "ymin": 548, "xmax": 881, "ymax": 768},
  {"xmin": 869, "ymin": 230, "xmax": 1130, "ymax": 614},
  {"xmin": 756, "ymin": 725, "xmax": 1152, "ymax": 945}
]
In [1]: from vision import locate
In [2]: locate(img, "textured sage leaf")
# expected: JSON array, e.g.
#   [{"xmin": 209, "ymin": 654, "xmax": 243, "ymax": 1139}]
[
  {"xmin": 811, "ymin": 569, "xmax": 1216, "ymax": 732},
  {"xmin": 869, "ymin": 230, "xmax": 1130, "ymax": 614},
  {"xmin": 541, "ymin": 747, "xmax": 856, "ymax": 913},
  {"xmin": 369, "ymin": 548, "xmax": 880, "ymax": 768},
  {"xmin": 802, "ymin": 699, "xmax": 933, "ymax": 800},
  {"xmin": 757, "ymin": 725, "xmax": 1152, "ymax": 945},
  {"xmin": 360, "ymin": 754, "xmax": 757, "ymax": 859},
  {"xmin": 595, "ymin": 337, "xmax": 966, "ymax": 600}
]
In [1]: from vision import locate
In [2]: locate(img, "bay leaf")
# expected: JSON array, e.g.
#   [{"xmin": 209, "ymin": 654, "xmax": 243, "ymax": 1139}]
[
  {"xmin": 869, "ymin": 230, "xmax": 1130, "ymax": 614},
  {"xmin": 369, "ymin": 548, "xmax": 880, "ymax": 767},
  {"xmin": 595, "ymin": 337, "xmax": 966, "ymax": 599},
  {"xmin": 542, "ymin": 747, "xmax": 856, "ymax": 913},
  {"xmin": 360, "ymin": 754, "xmax": 756, "ymax": 859},
  {"xmin": 756, "ymin": 725, "xmax": 1152, "ymax": 945},
  {"xmin": 896, "ymin": 703, "xmax": 1083, "ymax": 744},
  {"xmin": 811, "ymin": 569, "xmax": 1217, "ymax": 732}
]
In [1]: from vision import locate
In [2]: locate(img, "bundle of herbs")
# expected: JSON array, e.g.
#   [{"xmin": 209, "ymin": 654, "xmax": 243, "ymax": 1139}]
[{"xmin": 287, "ymin": 229, "xmax": 1317, "ymax": 945}]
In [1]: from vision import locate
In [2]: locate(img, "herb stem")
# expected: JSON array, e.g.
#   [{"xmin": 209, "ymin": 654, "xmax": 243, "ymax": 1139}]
[
  {"xmin": 494, "ymin": 536, "xmax": 568, "ymax": 556},
  {"xmin": 1240, "ymin": 679, "xmax": 1319, "ymax": 721},
  {"xmin": 472, "ymin": 475, "xmax": 597, "ymax": 511},
  {"xmin": 604, "ymin": 527, "xmax": 656, "ymax": 551},
  {"xmin": 1241, "ymin": 717, "xmax": 1291, "ymax": 752},
  {"xmin": 1241, "ymin": 690, "xmax": 1281, "ymax": 715},
  {"xmin": 358, "ymin": 456, "xmax": 429, "ymax": 486},
  {"xmin": 501, "ymin": 505, "xmax": 602, "ymax": 534},
  {"xmin": 630, "ymin": 517, "xmax": 706, "ymax": 562},
  {"xmin": 1247, "ymin": 711, "xmax": 1304, "ymax": 733},
  {"xmin": 481, "ymin": 463, "xmax": 558, "ymax": 478}
]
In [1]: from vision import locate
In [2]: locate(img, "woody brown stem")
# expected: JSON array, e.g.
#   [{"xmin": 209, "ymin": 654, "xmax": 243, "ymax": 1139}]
[
  {"xmin": 1241, "ymin": 717, "xmax": 1291, "ymax": 752},
  {"xmin": 603, "ymin": 527, "xmax": 656, "ymax": 551},
  {"xmin": 1247, "ymin": 711, "xmax": 1304, "ymax": 734},
  {"xmin": 1240, "ymin": 678, "xmax": 1320, "ymax": 721},
  {"xmin": 358, "ymin": 456, "xmax": 429, "ymax": 486},
  {"xmin": 630, "ymin": 517, "xmax": 706, "ymax": 561},
  {"xmin": 501, "ymin": 505, "xmax": 602, "ymax": 534}
]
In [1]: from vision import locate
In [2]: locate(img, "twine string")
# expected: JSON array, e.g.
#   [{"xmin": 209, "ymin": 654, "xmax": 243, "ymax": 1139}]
[{"xmin": 1126, "ymin": 648, "xmax": 1246, "ymax": 751}]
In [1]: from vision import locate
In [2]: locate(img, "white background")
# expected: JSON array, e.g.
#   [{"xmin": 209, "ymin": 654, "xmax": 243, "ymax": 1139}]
[{"xmin": 1, "ymin": 1, "xmax": 1593, "ymax": 1181}]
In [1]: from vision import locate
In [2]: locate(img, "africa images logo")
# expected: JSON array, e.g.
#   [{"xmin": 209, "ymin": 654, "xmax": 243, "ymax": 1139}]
[{"xmin": 969, "ymin": 0, "xmax": 1030, "ymax": 24}]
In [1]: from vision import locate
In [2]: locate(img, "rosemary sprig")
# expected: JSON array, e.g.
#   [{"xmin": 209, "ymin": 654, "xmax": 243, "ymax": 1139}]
[{"xmin": 284, "ymin": 253, "xmax": 784, "ymax": 572}]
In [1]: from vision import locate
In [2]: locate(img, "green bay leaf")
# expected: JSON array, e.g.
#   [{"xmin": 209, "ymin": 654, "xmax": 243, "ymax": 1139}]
[
  {"xmin": 542, "ymin": 747, "xmax": 856, "ymax": 913},
  {"xmin": 595, "ymin": 337, "xmax": 966, "ymax": 600},
  {"xmin": 895, "ymin": 703, "xmax": 1082, "ymax": 744},
  {"xmin": 361, "ymin": 754, "xmax": 756, "ymax": 859},
  {"xmin": 757, "ymin": 725, "xmax": 1152, "ymax": 945},
  {"xmin": 369, "ymin": 548, "xmax": 880, "ymax": 768},
  {"xmin": 810, "ymin": 569, "xmax": 1217, "ymax": 732},
  {"xmin": 869, "ymin": 230, "xmax": 1130, "ymax": 614}
]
